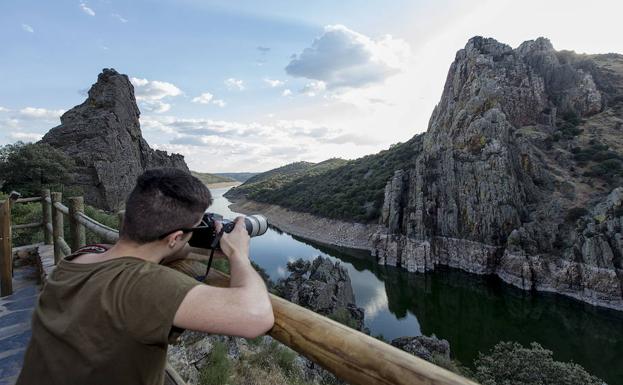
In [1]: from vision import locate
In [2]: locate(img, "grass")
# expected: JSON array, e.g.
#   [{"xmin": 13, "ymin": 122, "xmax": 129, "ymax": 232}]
[{"xmin": 199, "ymin": 341, "xmax": 233, "ymax": 385}]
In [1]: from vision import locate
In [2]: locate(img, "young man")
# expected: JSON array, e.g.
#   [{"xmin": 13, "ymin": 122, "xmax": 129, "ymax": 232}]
[{"xmin": 17, "ymin": 168, "xmax": 274, "ymax": 385}]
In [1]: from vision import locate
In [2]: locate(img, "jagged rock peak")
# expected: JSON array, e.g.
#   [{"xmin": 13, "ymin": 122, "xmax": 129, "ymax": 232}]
[{"xmin": 41, "ymin": 68, "xmax": 189, "ymax": 211}]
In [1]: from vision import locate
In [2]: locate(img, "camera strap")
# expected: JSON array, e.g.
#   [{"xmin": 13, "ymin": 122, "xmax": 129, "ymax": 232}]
[{"xmin": 204, "ymin": 228, "xmax": 226, "ymax": 279}]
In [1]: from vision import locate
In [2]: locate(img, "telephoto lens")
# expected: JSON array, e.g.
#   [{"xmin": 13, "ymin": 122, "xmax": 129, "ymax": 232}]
[
  {"xmin": 188, "ymin": 213, "xmax": 268, "ymax": 249},
  {"xmin": 221, "ymin": 214, "xmax": 268, "ymax": 236}
]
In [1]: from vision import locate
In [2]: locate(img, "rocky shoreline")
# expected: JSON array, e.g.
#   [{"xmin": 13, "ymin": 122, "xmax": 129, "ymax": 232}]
[
  {"xmin": 228, "ymin": 197, "xmax": 379, "ymax": 252},
  {"xmin": 230, "ymin": 197, "xmax": 623, "ymax": 311}
]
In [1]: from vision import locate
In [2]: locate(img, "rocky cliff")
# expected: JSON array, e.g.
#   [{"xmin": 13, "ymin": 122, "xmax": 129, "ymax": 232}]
[
  {"xmin": 372, "ymin": 37, "xmax": 623, "ymax": 310},
  {"xmin": 40, "ymin": 68, "xmax": 188, "ymax": 211}
]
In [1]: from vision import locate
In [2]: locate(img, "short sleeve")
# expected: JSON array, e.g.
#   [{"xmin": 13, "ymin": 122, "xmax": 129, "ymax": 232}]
[{"xmin": 117, "ymin": 261, "xmax": 202, "ymax": 345}]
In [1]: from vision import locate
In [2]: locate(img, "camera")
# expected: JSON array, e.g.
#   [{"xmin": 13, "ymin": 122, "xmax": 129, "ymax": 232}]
[{"xmin": 188, "ymin": 212, "xmax": 268, "ymax": 249}]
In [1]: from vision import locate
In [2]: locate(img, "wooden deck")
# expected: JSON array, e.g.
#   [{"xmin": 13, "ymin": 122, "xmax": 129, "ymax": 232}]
[{"xmin": 0, "ymin": 245, "xmax": 52, "ymax": 385}]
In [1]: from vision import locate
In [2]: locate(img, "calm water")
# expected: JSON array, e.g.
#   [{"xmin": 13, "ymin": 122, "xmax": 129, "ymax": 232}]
[{"xmin": 210, "ymin": 187, "xmax": 623, "ymax": 384}]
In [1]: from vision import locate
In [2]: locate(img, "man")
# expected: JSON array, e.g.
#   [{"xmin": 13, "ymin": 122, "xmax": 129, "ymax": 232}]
[{"xmin": 17, "ymin": 168, "xmax": 274, "ymax": 385}]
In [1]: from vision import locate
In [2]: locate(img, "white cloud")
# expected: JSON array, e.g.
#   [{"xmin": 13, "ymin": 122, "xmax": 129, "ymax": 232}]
[
  {"xmin": 192, "ymin": 93, "xmax": 226, "ymax": 107},
  {"xmin": 138, "ymin": 114, "xmax": 378, "ymax": 171},
  {"xmin": 282, "ymin": 89, "xmax": 292, "ymax": 97},
  {"xmin": 10, "ymin": 132, "xmax": 43, "ymax": 142},
  {"xmin": 111, "ymin": 13, "xmax": 128, "ymax": 23},
  {"xmin": 301, "ymin": 81, "xmax": 326, "ymax": 96},
  {"xmin": 263, "ymin": 78, "xmax": 284, "ymax": 88},
  {"xmin": 0, "ymin": 106, "xmax": 9, "ymax": 112},
  {"xmin": 192, "ymin": 92, "xmax": 214, "ymax": 104},
  {"xmin": 18, "ymin": 107, "xmax": 65, "ymax": 120},
  {"xmin": 79, "ymin": 3, "xmax": 95, "ymax": 16},
  {"xmin": 130, "ymin": 77, "xmax": 182, "ymax": 101},
  {"xmin": 224, "ymin": 78, "xmax": 245, "ymax": 90},
  {"xmin": 141, "ymin": 100, "xmax": 171, "ymax": 113},
  {"xmin": 22, "ymin": 24, "xmax": 34, "ymax": 33},
  {"xmin": 286, "ymin": 24, "xmax": 410, "ymax": 89},
  {"xmin": 212, "ymin": 99, "xmax": 226, "ymax": 108}
]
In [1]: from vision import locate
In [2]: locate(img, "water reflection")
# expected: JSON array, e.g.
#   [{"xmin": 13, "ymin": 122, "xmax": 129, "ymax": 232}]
[{"xmin": 209, "ymin": 187, "xmax": 623, "ymax": 384}]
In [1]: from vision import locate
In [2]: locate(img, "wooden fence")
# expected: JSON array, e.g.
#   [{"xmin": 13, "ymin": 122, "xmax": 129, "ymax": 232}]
[{"xmin": 0, "ymin": 189, "xmax": 477, "ymax": 385}]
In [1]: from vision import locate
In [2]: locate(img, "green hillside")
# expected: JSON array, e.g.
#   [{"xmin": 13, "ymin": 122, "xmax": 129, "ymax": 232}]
[
  {"xmin": 191, "ymin": 171, "xmax": 237, "ymax": 185},
  {"xmin": 225, "ymin": 137, "xmax": 423, "ymax": 222},
  {"xmin": 214, "ymin": 172, "xmax": 258, "ymax": 182}
]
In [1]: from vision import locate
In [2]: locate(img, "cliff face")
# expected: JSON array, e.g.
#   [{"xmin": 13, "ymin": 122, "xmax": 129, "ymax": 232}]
[
  {"xmin": 372, "ymin": 37, "xmax": 623, "ymax": 310},
  {"xmin": 40, "ymin": 68, "xmax": 188, "ymax": 211}
]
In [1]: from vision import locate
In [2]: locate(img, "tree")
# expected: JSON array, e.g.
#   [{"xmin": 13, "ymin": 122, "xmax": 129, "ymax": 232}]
[
  {"xmin": 0, "ymin": 141, "xmax": 75, "ymax": 196},
  {"xmin": 474, "ymin": 342, "xmax": 603, "ymax": 385}
]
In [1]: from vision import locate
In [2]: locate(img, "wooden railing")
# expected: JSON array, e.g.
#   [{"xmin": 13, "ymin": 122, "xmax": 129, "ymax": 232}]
[{"xmin": 0, "ymin": 190, "xmax": 478, "ymax": 385}]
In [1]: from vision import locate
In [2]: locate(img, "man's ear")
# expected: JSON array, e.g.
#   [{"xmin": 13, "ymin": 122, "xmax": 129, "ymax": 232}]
[{"xmin": 165, "ymin": 231, "xmax": 185, "ymax": 248}]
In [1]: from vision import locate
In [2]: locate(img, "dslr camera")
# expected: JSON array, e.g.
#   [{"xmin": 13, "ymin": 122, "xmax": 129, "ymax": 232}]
[{"xmin": 188, "ymin": 212, "xmax": 268, "ymax": 250}]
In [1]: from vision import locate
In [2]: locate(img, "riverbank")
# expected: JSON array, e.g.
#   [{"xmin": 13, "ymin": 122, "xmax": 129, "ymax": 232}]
[
  {"xmin": 207, "ymin": 181, "xmax": 241, "ymax": 189},
  {"xmin": 228, "ymin": 197, "xmax": 379, "ymax": 252}
]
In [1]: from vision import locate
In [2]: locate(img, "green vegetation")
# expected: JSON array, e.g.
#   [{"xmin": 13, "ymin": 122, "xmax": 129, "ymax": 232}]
[
  {"xmin": 0, "ymin": 141, "xmax": 75, "ymax": 196},
  {"xmin": 191, "ymin": 171, "xmax": 237, "ymax": 185},
  {"xmin": 327, "ymin": 308, "xmax": 359, "ymax": 330},
  {"xmin": 2, "ymin": 191, "xmax": 119, "ymax": 247},
  {"xmin": 199, "ymin": 338, "xmax": 323, "ymax": 385},
  {"xmin": 214, "ymin": 172, "xmax": 258, "ymax": 183},
  {"xmin": 565, "ymin": 207, "xmax": 589, "ymax": 223},
  {"xmin": 229, "ymin": 136, "xmax": 422, "ymax": 222},
  {"xmin": 199, "ymin": 341, "xmax": 232, "ymax": 385},
  {"xmin": 474, "ymin": 342, "xmax": 603, "ymax": 385},
  {"xmin": 571, "ymin": 140, "xmax": 623, "ymax": 185}
]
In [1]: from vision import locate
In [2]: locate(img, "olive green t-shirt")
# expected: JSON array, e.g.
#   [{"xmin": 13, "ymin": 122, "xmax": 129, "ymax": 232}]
[{"xmin": 16, "ymin": 251, "xmax": 201, "ymax": 385}]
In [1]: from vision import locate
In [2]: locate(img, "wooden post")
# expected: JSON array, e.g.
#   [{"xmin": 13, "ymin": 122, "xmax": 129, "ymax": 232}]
[
  {"xmin": 117, "ymin": 211, "xmax": 125, "ymax": 234},
  {"xmin": 69, "ymin": 197, "xmax": 86, "ymax": 251},
  {"xmin": 51, "ymin": 192, "xmax": 64, "ymax": 263},
  {"xmin": 0, "ymin": 199, "xmax": 13, "ymax": 296},
  {"xmin": 41, "ymin": 189, "xmax": 53, "ymax": 245}
]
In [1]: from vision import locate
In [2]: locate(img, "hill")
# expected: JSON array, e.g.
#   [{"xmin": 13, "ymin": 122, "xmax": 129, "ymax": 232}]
[
  {"xmin": 226, "ymin": 143, "xmax": 418, "ymax": 222},
  {"xmin": 190, "ymin": 171, "xmax": 237, "ymax": 185},
  {"xmin": 213, "ymin": 172, "xmax": 258, "ymax": 182}
]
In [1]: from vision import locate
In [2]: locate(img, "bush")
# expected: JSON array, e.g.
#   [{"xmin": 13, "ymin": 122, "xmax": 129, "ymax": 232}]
[
  {"xmin": 0, "ymin": 142, "xmax": 74, "ymax": 196},
  {"xmin": 199, "ymin": 341, "xmax": 232, "ymax": 385},
  {"xmin": 565, "ymin": 207, "xmax": 589, "ymax": 223},
  {"xmin": 474, "ymin": 342, "xmax": 603, "ymax": 385}
]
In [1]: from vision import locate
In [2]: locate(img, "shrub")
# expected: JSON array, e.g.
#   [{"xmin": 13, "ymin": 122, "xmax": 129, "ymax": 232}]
[
  {"xmin": 0, "ymin": 142, "xmax": 75, "ymax": 196},
  {"xmin": 565, "ymin": 207, "xmax": 589, "ymax": 223},
  {"xmin": 199, "ymin": 341, "xmax": 232, "ymax": 385},
  {"xmin": 474, "ymin": 342, "xmax": 603, "ymax": 385}
]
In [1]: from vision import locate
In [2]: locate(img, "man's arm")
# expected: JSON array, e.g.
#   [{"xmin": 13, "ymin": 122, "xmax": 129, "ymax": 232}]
[{"xmin": 172, "ymin": 217, "xmax": 274, "ymax": 338}]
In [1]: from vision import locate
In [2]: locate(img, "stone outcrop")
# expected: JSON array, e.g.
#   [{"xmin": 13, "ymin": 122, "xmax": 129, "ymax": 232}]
[
  {"xmin": 371, "ymin": 37, "xmax": 623, "ymax": 310},
  {"xmin": 276, "ymin": 256, "xmax": 366, "ymax": 331},
  {"xmin": 40, "ymin": 68, "xmax": 188, "ymax": 211},
  {"xmin": 390, "ymin": 335, "xmax": 451, "ymax": 362}
]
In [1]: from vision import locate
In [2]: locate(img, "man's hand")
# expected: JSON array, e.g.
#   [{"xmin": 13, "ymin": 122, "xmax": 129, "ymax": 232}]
[{"xmin": 216, "ymin": 217, "xmax": 250, "ymax": 261}]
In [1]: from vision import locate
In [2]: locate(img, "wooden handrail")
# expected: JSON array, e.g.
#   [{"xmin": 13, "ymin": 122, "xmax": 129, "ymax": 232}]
[
  {"xmin": 75, "ymin": 212, "xmax": 119, "ymax": 243},
  {"xmin": 13, "ymin": 222, "xmax": 43, "ymax": 230},
  {"xmin": 0, "ymin": 197, "xmax": 41, "ymax": 204},
  {"xmin": 53, "ymin": 201, "xmax": 69, "ymax": 216}
]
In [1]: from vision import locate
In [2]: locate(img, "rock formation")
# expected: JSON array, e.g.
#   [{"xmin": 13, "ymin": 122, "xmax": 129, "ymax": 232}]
[
  {"xmin": 372, "ymin": 37, "xmax": 623, "ymax": 310},
  {"xmin": 390, "ymin": 336, "xmax": 451, "ymax": 363},
  {"xmin": 40, "ymin": 68, "xmax": 188, "ymax": 211},
  {"xmin": 276, "ymin": 256, "xmax": 366, "ymax": 331}
]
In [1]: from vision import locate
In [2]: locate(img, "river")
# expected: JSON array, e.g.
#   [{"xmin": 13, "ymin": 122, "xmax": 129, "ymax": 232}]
[{"xmin": 210, "ymin": 187, "xmax": 623, "ymax": 384}]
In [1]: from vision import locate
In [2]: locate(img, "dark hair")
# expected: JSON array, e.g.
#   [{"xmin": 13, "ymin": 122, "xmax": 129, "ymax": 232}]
[{"xmin": 120, "ymin": 168, "xmax": 212, "ymax": 244}]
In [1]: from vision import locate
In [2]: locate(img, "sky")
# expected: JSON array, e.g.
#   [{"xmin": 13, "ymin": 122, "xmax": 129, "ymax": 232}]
[{"xmin": 1, "ymin": 0, "xmax": 622, "ymax": 173}]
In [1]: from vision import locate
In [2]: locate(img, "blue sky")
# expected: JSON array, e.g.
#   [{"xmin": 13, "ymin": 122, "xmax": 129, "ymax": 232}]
[{"xmin": 1, "ymin": 0, "xmax": 622, "ymax": 172}]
